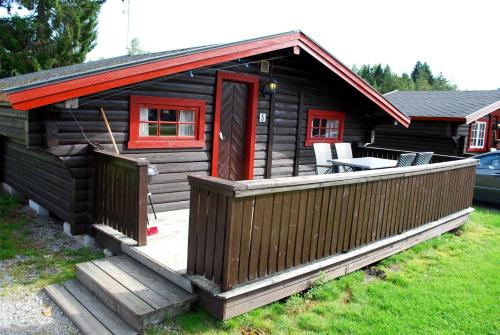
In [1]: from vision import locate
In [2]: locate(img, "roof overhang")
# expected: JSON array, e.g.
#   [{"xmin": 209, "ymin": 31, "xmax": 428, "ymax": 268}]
[
  {"xmin": 410, "ymin": 116, "xmax": 466, "ymax": 123},
  {"xmin": 465, "ymin": 100, "xmax": 500, "ymax": 124},
  {"xmin": 0, "ymin": 31, "xmax": 410, "ymax": 127}
]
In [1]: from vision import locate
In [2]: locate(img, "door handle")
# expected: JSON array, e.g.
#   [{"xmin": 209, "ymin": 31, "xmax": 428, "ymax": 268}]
[{"xmin": 219, "ymin": 131, "xmax": 227, "ymax": 141}]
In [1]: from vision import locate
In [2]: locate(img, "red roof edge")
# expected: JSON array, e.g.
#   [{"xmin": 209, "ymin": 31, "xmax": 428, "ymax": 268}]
[{"xmin": 5, "ymin": 31, "xmax": 410, "ymax": 127}]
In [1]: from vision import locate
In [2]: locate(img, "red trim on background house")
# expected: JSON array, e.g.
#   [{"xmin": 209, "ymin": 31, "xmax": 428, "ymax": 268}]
[
  {"xmin": 410, "ymin": 116, "xmax": 466, "ymax": 122},
  {"xmin": 304, "ymin": 110, "xmax": 345, "ymax": 146},
  {"xmin": 467, "ymin": 117, "xmax": 490, "ymax": 153},
  {"xmin": 128, "ymin": 95, "xmax": 206, "ymax": 149},
  {"xmin": 211, "ymin": 71, "xmax": 259, "ymax": 180},
  {"xmin": 4, "ymin": 32, "xmax": 410, "ymax": 128}
]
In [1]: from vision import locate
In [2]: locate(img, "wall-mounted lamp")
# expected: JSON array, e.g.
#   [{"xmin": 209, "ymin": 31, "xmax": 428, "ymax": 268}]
[{"xmin": 261, "ymin": 78, "xmax": 278, "ymax": 97}]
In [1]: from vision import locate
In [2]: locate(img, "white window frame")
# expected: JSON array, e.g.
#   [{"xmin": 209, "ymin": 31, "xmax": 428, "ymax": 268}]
[{"xmin": 470, "ymin": 121, "xmax": 487, "ymax": 149}]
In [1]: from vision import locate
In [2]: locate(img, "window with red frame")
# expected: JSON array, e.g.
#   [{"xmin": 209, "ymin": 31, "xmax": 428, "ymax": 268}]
[
  {"xmin": 305, "ymin": 110, "xmax": 345, "ymax": 146},
  {"xmin": 467, "ymin": 118, "xmax": 489, "ymax": 152},
  {"xmin": 128, "ymin": 95, "xmax": 205, "ymax": 149}
]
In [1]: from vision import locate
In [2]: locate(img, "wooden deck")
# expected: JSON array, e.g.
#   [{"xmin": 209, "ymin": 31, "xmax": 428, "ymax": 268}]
[{"xmin": 129, "ymin": 210, "xmax": 190, "ymax": 274}]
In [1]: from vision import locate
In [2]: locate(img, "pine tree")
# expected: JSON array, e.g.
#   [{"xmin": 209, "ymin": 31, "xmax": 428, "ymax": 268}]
[{"xmin": 0, "ymin": 0, "xmax": 105, "ymax": 77}]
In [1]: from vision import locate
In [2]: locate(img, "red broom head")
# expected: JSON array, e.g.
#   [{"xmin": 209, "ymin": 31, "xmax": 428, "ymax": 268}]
[{"xmin": 147, "ymin": 226, "xmax": 159, "ymax": 236}]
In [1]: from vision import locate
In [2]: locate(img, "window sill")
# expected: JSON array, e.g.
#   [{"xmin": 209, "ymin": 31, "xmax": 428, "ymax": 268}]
[
  {"xmin": 128, "ymin": 139, "xmax": 205, "ymax": 149},
  {"xmin": 304, "ymin": 138, "xmax": 342, "ymax": 147}
]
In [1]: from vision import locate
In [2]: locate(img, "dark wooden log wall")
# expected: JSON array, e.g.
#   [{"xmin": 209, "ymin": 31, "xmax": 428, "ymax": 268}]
[
  {"xmin": 23, "ymin": 55, "xmax": 384, "ymax": 227},
  {"xmin": 5, "ymin": 51, "xmax": 391, "ymax": 231},
  {"xmin": 187, "ymin": 158, "xmax": 477, "ymax": 291},
  {"xmin": 0, "ymin": 139, "xmax": 74, "ymax": 224},
  {"xmin": 372, "ymin": 120, "xmax": 465, "ymax": 156},
  {"xmin": 0, "ymin": 105, "xmax": 27, "ymax": 143}
]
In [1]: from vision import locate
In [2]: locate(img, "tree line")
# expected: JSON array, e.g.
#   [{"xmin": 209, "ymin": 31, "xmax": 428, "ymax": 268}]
[{"xmin": 353, "ymin": 61, "xmax": 457, "ymax": 94}]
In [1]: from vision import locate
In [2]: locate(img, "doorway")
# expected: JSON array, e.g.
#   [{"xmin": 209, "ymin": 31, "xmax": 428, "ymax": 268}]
[{"xmin": 212, "ymin": 71, "xmax": 259, "ymax": 180}]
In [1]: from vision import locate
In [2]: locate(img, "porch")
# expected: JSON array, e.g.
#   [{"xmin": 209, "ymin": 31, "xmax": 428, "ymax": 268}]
[{"xmin": 91, "ymin": 146, "xmax": 476, "ymax": 320}]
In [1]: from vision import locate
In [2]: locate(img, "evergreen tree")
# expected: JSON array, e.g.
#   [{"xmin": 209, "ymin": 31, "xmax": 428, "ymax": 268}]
[
  {"xmin": 0, "ymin": 0, "xmax": 105, "ymax": 77},
  {"xmin": 354, "ymin": 61, "xmax": 456, "ymax": 93}
]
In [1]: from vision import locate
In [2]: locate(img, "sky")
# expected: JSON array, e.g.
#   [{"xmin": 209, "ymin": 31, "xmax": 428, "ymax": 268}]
[{"xmin": 43, "ymin": 1, "xmax": 500, "ymax": 90}]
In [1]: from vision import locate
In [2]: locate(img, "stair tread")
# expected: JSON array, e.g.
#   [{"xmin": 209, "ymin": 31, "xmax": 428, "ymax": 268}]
[
  {"xmin": 109, "ymin": 255, "xmax": 196, "ymax": 305},
  {"xmin": 45, "ymin": 284, "xmax": 114, "ymax": 335},
  {"xmin": 91, "ymin": 258, "xmax": 172, "ymax": 310},
  {"xmin": 63, "ymin": 279, "xmax": 137, "ymax": 335},
  {"xmin": 76, "ymin": 262, "xmax": 155, "ymax": 317}
]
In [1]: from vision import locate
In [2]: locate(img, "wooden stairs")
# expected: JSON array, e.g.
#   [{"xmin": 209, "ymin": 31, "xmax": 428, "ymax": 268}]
[{"xmin": 45, "ymin": 255, "xmax": 197, "ymax": 335}]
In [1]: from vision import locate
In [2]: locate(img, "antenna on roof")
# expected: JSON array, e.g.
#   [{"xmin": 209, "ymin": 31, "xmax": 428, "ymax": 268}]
[{"xmin": 123, "ymin": 0, "xmax": 131, "ymax": 52}]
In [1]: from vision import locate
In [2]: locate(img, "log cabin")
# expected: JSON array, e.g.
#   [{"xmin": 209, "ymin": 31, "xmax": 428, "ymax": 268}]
[
  {"xmin": 0, "ymin": 31, "xmax": 477, "ymax": 331},
  {"xmin": 372, "ymin": 90, "xmax": 500, "ymax": 156}
]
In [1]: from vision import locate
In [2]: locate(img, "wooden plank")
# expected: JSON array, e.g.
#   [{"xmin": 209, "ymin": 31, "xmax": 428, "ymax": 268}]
[
  {"xmin": 293, "ymin": 190, "xmax": 308, "ymax": 267},
  {"xmin": 267, "ymin": 193, "xmax": 283, "ymax": 275},
  {"xmin": 63, "ymin": 280, "xmax": 137, "ymax": 335},
  {"xmin": 301, "ymin": 189, "xmax": 316, "ymax": 263},
  {"xmin": 258, "ymin": 194, "xmax": 275, "ymax": 278},
  {"xmin": 204, "ymin": 192, "xmax": 219, "ymax": 280},
  {"xmin": 278, "ymin": 192, "xmax": 292, "ymax": 272},
  {"xmin": 45, "ymin": 284, "xmax": 114, "ymax": 335},
  {"xmin": 342, "ymin": 184, "xmax": 356, "ymax": 252},
  {"xmin": 360, "ymin": 181, "xmax": 373, "ymax": 245},
  {"xmin": 92, "ymin": 258, "xmax": 170, "ymax": 310},
  {"xmin": 323, "ymin": 186, "xmax": 336, "ymax": 257},
  {"xmin": 248, "ymin": 196, "xmax": 265, "ymax": 281},
  {"xmin": 349, "ymin": 183, "xmax": 362, "ymax": 248},
  {"xmin": 186, "ymin": 186, "xmax": 200, "ymax": 274},
  {"xmin": 238, "ymin": 197, "xmax": 256, "ymax": 283},
  {"xmin": 221, "ymin": 198, "xmax": 244, "ymax": 290},
  {"xmin": 293, "ymin": 91, "xmax": 304, "ymax": 176},
  {"xmin": 286, "ymin": 191, "xmax": 300, "ymax": 269},
  {"xmin": 195, "ymin": 189, "xmax": 209, "ymax": 274},
  {"xmin": 355, "ymin": 182, "xmax": 368, "ymax": 247},
  {"xmin": 316, "ymin": 187, "xmax": 330, "ymax": 258},
  {"xmin": 330, "ymin": 185, "xmax": 344, "ymax": 254},
  {"xmin": 309, "ymin": 188, "xmax": 324, "ymax": 261},
  {"xmin": 265, "ymin": 93, "xmax": 276, "ymax": 179}
]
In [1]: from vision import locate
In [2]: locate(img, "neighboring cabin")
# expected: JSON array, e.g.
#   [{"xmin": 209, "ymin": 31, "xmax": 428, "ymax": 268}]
[
  {"xmin": 0, "ymin": 31, "xmax": 408, "ymax": 235},
  {"xmin": 371, "ymin": 90, "xmax": 500, "ymax": 156}
]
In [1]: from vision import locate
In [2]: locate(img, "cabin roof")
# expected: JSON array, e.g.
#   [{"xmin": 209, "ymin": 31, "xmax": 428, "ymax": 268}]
[
  {"xmin": 384, "ymin": 90, "xmax": 500, "ymax": 124},
  {"xmin": 0, "ymin": 31, "xmax": 410, "ymax": 126}
]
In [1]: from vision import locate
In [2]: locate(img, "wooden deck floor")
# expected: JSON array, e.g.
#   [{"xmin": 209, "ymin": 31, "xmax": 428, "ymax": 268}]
[{"xmin": 130, "ymin": 209, "xmax": 190, "ymax": 274}]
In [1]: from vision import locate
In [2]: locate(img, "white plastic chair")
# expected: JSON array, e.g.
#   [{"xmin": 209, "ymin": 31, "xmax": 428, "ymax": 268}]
[
  {"xmin": 334, "ymin": 143, "xmax": 354, "ymax": 173},
  {"xmin": 313, "ymin": 143, "xmax": 334, "ymax": 175}
]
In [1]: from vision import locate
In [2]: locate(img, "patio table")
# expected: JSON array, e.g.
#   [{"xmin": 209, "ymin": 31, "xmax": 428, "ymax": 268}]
[{"xmin": 328, "ymin": 157, "xmax": 398, "ymax": 170}]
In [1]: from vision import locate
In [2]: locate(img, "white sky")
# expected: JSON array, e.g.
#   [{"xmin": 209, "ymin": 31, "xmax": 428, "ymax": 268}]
[{"xmin": 53, "ymin": 1, "xmax": 500, "ymax": 90}]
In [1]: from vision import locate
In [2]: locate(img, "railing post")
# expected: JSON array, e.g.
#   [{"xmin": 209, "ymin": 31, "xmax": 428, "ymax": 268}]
[{"xmin": 136, "ymin": 164, "xmax": 148, "ymax": 246}]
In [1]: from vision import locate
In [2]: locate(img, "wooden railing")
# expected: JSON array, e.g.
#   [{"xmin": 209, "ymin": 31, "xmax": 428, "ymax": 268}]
[
  {"xmin": 359, "ymin": 146, "xmax": 462, "ymax": 163},
  {"xmin": 187, "ymin": 158, "xmax": 477, "ymax": 291},
  {"xmin": 94, "ymin": 150, "xmax": 148, "ymax": 246}
]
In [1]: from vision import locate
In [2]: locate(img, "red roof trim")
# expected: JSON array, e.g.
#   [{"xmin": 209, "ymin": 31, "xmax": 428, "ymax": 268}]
[{"xmin": 5, "ymin": 31, "xmax": 410, "ymax": 127}]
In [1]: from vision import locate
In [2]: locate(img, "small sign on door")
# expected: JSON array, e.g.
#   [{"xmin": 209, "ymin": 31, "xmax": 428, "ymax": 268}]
[{"xmin": 259, "ymin": 113, "xmax": 267, "ymax": 123}]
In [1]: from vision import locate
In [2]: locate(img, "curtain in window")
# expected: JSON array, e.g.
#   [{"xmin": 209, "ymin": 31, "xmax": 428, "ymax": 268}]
[
  {"xmin": 325, "ymin": 119, "xmax": 338, "ymax": 138},
  {"xmin": 179, "ymin": 110, "xmax": 195, "ymax": 136},
  {"xmin": 139, "ymin": 107, "xmax": 149, "ymax": 136}
]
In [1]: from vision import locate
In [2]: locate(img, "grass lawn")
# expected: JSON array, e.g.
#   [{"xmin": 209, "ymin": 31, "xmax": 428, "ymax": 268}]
[
  {"xmin": 0, "ymin": 194, "xmax": 102, "ymax": 294},
  {"xmin": 150, "ymin": 206, "xmax": 500, "ymax": 335}
]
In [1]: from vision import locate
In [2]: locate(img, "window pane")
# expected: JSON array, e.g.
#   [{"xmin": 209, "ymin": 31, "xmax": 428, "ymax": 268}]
[
  {"xmin": 312, "ymin": 128, "xmax": 320, "ymax": 137},
  {"xmin": 179, "ymin": 110, "xmax": 195, "ymax": 122},
  {"xmin": 319, "ymin": 128, "xmax": 326, "ymax": 137},
  {"xmin": 179, "ymin": 124, "xmax": 195, "ymax": 136},
  {"xmin": 326, "ymin": 130, "xmax": 338, "ymax": 138},
  {"xmin": 313, "ymin": 118, "xmax": 320, "ymax": 127},
  {"xmin": 326, "ymin": 119, "xmax": 339, "ymax": 129},
  {"xmin": 139, "ymin": 123, "xmax": 157, "ymax": 136},
  {"xmin": 148, "ymin": 108, "xmax": 158, "ymax": 121},
  {"xmin": 160, "ymin": 124, "xmax": 176, "ymax": 136},
  {"xmin": 160, "ymin": 109, "xmax": 177, "ymax": 122},
  {"xmin": 321, "ymin": 119, "xmax": 328, "ymax": 127}
]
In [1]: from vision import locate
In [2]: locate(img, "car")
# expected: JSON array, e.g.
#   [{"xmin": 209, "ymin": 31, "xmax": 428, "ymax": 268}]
[{"xmin": 473, "ymin": 151, "xmax": 500, "ymax": 205}]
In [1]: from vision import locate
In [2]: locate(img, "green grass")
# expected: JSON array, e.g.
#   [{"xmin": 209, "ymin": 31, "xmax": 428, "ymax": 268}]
[
  {"xmin": 0, "ymin": 194, "xmax": 102, "ymax": 293},
  {"xmin": 150, "ymin": 207, "xmax": 500, "ymax": 335}
]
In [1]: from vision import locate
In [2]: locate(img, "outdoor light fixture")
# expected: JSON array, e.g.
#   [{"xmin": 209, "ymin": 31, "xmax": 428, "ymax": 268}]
[{"xmin": 261, "ymin": 78, "xmax": 278, "ymax": 97}]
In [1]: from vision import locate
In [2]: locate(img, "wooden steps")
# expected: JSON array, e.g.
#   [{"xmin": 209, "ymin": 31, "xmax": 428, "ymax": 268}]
[{"xmin": 45, "ymin": 255, "xmax": 196, "ymax": 334}]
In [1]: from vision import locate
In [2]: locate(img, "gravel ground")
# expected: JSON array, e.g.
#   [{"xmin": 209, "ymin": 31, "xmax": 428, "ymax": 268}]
[{"xmin": 0, "ymin": 208, "xmax": 88, "ymax": 335}]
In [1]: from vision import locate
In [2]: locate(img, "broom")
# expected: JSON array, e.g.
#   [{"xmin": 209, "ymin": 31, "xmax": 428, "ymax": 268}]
[{"xmin": 100, "ymin": 107, "xmax": 159, "ymax": 236}]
